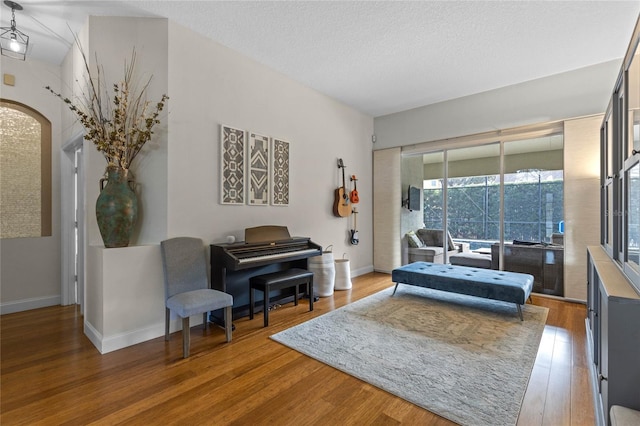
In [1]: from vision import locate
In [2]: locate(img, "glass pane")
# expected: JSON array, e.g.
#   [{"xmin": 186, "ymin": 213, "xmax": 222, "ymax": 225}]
[
  {"xmin": 606, "ymin": 184, "xmax": 613, "ymax": 247},
  {"xmin": 422, "ymin": 151, "xmax": 444, "ymax": 230},
  {"xmin": 503, "ymin": 135, "xmax": 564, "ymax": 296},
  {"xmin": 629, "ymin": 45, "xmax": 640, "ymax": 156},
  {"xmin": 503, "ymin": 136, "xmax": 564, "ymax": 244},
  {"xmin": 445, "ymin": 143, "xmax": 500, "ymax": 254},
  {"xmin": 421, "ymin": 152, "xmax": 446, "ymax": 260},
  {"xmin": 618, "ymin": 92, "xmax": 624, "ymax": 165},
  {"xmin": 627, "ymin": 162, "xmax": 640, "ymax": 271},
  {"xmin": 607, "ymin": 114, "xmax": 614, "ymax": 176}
]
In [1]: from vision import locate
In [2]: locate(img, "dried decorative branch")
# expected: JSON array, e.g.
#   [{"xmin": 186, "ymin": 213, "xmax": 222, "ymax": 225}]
[{"xmin": 46, "ymin": 37, "xmax": 168, "ymax": 171}]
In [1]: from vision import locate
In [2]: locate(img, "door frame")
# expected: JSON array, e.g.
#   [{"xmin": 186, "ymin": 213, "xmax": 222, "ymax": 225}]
[{"xmin": 61, "ymin": 133, "xmax": 85, "ymax": 311}]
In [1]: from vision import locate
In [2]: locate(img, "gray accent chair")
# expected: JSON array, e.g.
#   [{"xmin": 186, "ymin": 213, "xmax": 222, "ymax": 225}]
[{"xmin": 160, "ymin": 237, "xmax": 233, "ymax": 358}]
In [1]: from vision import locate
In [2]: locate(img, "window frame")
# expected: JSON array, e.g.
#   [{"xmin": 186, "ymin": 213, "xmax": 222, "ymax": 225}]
[{"xmin": 602, "ymin": 25, "xmax": 640, "ymax": 294}]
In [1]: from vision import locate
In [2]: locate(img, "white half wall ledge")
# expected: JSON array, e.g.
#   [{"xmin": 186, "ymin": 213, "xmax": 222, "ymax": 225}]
[
  {"xmin": 85, "ymin": 244, "xmax": 166, "ymax": 353},
  {"xmin": 0, "ymin": 295, "xmax": 61, "ymax": 315}
]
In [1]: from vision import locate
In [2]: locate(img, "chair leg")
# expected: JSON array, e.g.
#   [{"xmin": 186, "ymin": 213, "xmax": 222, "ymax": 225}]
[
  {"xmin": 165, "ymin": 307, "xmax": 170, "ymax": 341},
  {"xmin": 182, "ymin": 316, "xmax": 190, "ymax": 358},
  {"xmin": 224, "ymin": 306, "xmax": 233, "ymax": 342},
  {"xmin": 203, "ymin": 312, "xmax": 208, "ymax": 330}
]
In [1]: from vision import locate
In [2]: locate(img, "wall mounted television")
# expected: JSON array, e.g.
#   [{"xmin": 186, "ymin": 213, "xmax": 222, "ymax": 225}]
[{"xmin": 407, "ymin": 185, "xmax": 421, "ymax": 211}]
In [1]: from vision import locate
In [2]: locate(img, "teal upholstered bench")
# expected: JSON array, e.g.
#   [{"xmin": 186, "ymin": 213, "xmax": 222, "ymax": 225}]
[{"xmin": 391, "ymin": 262, "xmax": 534, "ymax": 320}]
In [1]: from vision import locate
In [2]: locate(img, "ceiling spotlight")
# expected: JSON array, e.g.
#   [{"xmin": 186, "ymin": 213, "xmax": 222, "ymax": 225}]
[{"xmin": 1, "ymin": 1, "xmax": 29, "ymax": 60}]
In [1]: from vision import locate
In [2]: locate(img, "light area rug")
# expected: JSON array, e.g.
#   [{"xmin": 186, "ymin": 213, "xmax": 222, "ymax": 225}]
[{"xmin": 271, "ymin": 285, "xmax": 548, "ymax": 426}]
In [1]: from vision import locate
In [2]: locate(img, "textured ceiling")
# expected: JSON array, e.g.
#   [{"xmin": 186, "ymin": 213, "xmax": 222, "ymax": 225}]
[{"xmin": 4, "ymin": 1, "xmax": 640, "ymax": 117}]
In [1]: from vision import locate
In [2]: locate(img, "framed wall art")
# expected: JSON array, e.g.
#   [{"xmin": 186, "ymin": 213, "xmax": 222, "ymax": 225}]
[
  {"xmin": 247, "ymin": 132, "xmax": 270, "ymax": 205},
  {"xmin": 220, "ymin": 125, "xmax": 246, "ymax": 205},
  {"xmin": 271, "ymin": 138, "xmax": 290, "ymax": 206}
]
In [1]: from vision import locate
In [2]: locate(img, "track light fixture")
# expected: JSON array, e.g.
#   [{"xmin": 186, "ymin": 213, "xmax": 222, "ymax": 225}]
[{"xmin": 1, "ymin": 1, "xmax": 29, "ymax": 60}]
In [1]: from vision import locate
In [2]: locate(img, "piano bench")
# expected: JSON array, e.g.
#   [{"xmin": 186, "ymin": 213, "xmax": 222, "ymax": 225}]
[{"xmin": 249, "ymin": 268, "xmax": 314, "ymax": 327}]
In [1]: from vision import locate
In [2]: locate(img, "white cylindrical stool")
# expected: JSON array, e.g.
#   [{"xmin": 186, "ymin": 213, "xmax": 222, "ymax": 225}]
[
  {"xmin": 334, "ymin": 257, "xmax": 352, "ymax": 290},
  {"xmin": 308, "ymin": 247, "xmax": 335, "ymax": 297}
]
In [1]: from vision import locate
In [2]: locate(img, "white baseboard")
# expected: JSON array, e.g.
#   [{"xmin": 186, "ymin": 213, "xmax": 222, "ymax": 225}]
[
  {"xmin": 0, "ymin": 295, "xmax": 61, "ymax": 315},
  {"xmin": 83, "ymin": 321, "xmax": 104, "ymax": 353},
  {"xmin": 101, "ymin": 325, "xmax": 165, "ymax": 354},
  {"xmin": 352, "ymin": 264, "xmax": 374, "ymax": 277},
  {"xmin": 84, "ymin": 316, "xmax": 203, "ymax": 354}
]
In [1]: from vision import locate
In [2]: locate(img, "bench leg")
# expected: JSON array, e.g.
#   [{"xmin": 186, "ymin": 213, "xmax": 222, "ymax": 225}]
[
  {"xmin": 516, "ymin": 304, "xmax": 523, "ymax": 321},
  {"xmin": 263, "ymin": 285, "xmax": 269, "ymax": 327},
  {"xmin": 294, "ymin": 284, "xmax": 299, "ymax": 306},
  {"xmin": 249, "ymin": 287, "xmax": 255, "ymax": 320},
  {"xmin": 308, "ymin": 277, "xmax": 314, "ymax": 312},
  {"xmin": 392, "ymin": 282, "xmax": 400, "ymax": 296}
]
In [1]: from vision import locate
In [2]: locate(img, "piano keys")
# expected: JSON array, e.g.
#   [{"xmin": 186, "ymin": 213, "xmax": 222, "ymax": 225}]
[{"xmin": 210, "ymin": 225, "xmax": 322, "ymax": 323}]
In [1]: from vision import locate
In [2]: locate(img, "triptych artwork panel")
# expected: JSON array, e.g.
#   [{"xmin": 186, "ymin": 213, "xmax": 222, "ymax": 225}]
[
  {"xmin": 271, "ymin": 138, "xmax": 290, "ymax": 206},
  {"xmin": 220, "ymin": 125, "xmax": 245, "ymax": 205},
  {"xmin": 248, "ymin": 132, "xmax": 270, "ymax": 205},
  {"xmin": 220, "ymin": 125, "xmax": 290, "ymax": 206}
]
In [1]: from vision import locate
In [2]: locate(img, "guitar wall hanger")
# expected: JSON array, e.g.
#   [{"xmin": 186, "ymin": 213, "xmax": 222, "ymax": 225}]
[
  {"xmin": 350, "ymin": 175, "xmax": 359, "ymax": 204},
  {"xmin": 333, "ymin": 158, "xmax": 352, "ymax": 217},
  {"xmin": 350, "ymin": 207, "xmax": 359, "ymax": 245}
]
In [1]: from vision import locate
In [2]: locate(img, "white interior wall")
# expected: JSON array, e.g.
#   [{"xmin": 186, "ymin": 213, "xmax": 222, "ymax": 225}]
[
  {"xmin": 373, "ymin": 60, "xmax": 619, "ymax": 150},
  {"xmin": 166, "ymin": 21, "xmax": 374, "ymax": 272},
  {"xmin": 76, "ymin": 17, "xmax": 169, "ymax": 348},
  {"xmin": 0, "ymin": 58, "xmax": 62, "ymax": 313},
  {"xmin": 85, "ymin": 17, "xmax": 169, "ymax": 247}
]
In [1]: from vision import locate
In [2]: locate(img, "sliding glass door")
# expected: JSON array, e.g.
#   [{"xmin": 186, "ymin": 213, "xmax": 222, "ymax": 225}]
[
  {"xmin": 413, "ymin": 130, "xmax": 565, "ymax": 296},
  {"xmin": 445, "ymin": 144, "xmax": 500, "ymax": 255},
  {"xmin": 420, "ymin": 151, "xmax": 447, "ymax": 259},
  {"xmin": 502, "ymin": 135, "xmax": 564, "ymax": 295}
]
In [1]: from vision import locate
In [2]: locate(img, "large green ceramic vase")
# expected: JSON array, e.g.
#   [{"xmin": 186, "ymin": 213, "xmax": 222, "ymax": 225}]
[{"xmin": 96, "ymin": 166, "xmax": 138, "ymax": 248}]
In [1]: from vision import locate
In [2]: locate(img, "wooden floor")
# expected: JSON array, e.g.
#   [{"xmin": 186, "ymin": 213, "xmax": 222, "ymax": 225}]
[{"xmin": 1, "ymin": 272, "xmax": 594, "ymax": 425}]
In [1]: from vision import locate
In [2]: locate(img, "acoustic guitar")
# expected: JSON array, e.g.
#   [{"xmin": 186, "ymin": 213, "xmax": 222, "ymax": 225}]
[
  {"xmin": 350, "ymin": 208, "xmax": 359, "ymax": 245},
  {"xmin": 350, "ymin": 175, "xmax": 359, "ymax": 204},
  {"xmin": 333, "ymin": 159, "xmax": 352, "ymax": 217}
]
